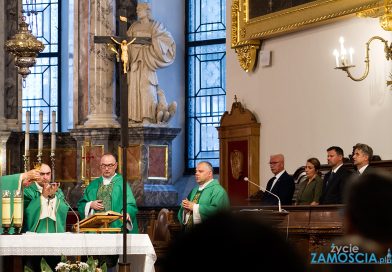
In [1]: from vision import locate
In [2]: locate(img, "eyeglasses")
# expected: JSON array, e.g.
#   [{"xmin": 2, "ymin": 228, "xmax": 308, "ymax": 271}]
[
  {"xmin": 100, "ymin": 163, "xmax": 116, "ymax": 169},
  {"xmin": 269, "ymin": 162, "xmax": 281, "ymax": 165}
]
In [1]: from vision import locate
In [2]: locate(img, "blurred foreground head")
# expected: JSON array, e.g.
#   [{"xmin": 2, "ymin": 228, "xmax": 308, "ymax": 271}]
[
  {"xmin": 162, "ymin": 211, "xmax": 305, "ymax": 272},
  {"xmin": 345, "ymin": 171, "xmax": 392, "ymax": 244}
]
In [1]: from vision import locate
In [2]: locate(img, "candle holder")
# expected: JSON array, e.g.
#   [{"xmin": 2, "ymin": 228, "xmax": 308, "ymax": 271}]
[
  {"xmin": 37, "ymin": 151, "xmax": 42, "ymax": 164},
  {"xmin": 2, "ymin": 190, "xmax": 11, "ymax": 235},
  {"xmin": 23, "ymin": 152, "xmax": 30, "ymax": 172},
  {"xmin": 50, "ymin": 151, "xmax": 56, "ymax": 182},
  {"xmin": 333, "ymin": 36, "xmax": 392, "ymax": 86},
  {"xmin": 12, "ymin": 190, "xmax": 23, "ymax": 235}
]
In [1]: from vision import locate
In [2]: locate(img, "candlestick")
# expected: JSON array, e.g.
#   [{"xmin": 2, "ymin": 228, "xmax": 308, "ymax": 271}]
[
  {"xmin": 333, "ymin": 49, "xmax": 339, "ymax": 67},
  {"xmin": 51, "ymin": 111, "xmax": 56, "ymax": 152},
  {"xmin": 13, "ymin": 191, "xmax": 23, "ymax": 226},
  {"xmin": 25, "ymin": 111, "xmax": 30, "ymax": 156},
  {"xmin": 38, "ymin": 110, "xmax": 43, "ymax": 162},
  {"xmin": 2, "ymin": 190, "xmax": 11, "ymax": 226}
]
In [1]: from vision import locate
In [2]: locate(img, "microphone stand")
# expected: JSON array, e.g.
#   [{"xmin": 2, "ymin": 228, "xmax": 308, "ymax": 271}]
[
  {"xmin": 63, "ymin": 199, "xmax": 80, "ymax": 233},
  {"xmin": 244, "ymin": 177, "xmax": 282, "ymax": 212}
]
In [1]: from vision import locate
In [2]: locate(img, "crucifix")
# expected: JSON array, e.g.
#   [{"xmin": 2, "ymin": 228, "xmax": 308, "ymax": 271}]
[{"xmin": 92, "ymin": 1, "xmax": 151, "ymax": 270}]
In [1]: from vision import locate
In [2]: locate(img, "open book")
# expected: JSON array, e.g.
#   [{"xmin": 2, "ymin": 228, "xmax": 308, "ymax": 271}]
[{"xmin": 74, "ymin": 211, "xmax": 123, "ymax": 233}]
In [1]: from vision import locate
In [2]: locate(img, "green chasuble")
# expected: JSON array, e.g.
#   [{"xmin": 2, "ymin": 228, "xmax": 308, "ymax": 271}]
[
  {"xmin": 77, "ymin": 174, "xmax": 139, "ymax": 233},
  {"xmin": 178, "ymin": 179, "xmax": 230, "ymax": 225},
  {"xmin": 23, "ymin": 183, "xmax": 69, "ymax": 233}
]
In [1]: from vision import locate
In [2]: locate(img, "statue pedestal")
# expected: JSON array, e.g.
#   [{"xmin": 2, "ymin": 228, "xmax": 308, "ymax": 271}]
[
  {"xmin": 127, "ymin": 127, "xmax": 181, "ymax": 207},
  {"xmin": 71, "ymin": 126, "xmax": 181, "ymax": 207}
]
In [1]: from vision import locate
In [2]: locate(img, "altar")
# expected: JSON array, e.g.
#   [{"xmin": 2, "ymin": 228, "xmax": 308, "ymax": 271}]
[{"xmin": 0, "ymin": 233, "xmax": 156, "ymax": 272}]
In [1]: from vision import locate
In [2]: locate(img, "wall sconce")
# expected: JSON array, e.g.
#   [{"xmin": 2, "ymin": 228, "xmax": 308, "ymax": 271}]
[{"xmin": 333, "ymin": 36, "xmax": 392, "ymax": 86}]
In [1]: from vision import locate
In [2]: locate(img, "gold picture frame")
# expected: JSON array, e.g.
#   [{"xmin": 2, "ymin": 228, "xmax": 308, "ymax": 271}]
[
  {"xmin": 81, "ymin": 144, "xmax": 104, "ymax": 181},
  {"xmin": 231, "ymin": 0, "xmax": 384, "ymax": 72},
  {"xmin": 148, "ymin": 145, "xmax": 168, "ymax": 180}
]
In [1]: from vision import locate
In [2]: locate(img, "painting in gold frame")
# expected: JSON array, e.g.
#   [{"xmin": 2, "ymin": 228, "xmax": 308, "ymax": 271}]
[
  {"xmin": 148, "ymin": 145, "xmax": 168, "ymax": 180},
  {"xmin": 118, "ymin": 145, "xmax": 142, "ymax": 181},
  {"xmin": 231, "ymin": 0, "xmax": 384, "ymax": 72},
  {"xmin": 81, "ymin": 144, "xmax": 104, "ymax": 180}
]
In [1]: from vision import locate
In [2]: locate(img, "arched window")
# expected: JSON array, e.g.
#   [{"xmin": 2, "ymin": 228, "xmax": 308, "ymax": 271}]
[{"xmin": 186, "ymin": 0, "xmax": 226, "ymax": 169}]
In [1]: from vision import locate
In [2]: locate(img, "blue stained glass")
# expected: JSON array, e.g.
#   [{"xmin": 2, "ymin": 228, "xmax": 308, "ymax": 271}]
[
  {"xmin": 188, "ymin": 0, "xmax": 226, "ymax": 42},
  {"xmin": 22, "ymin": 0, "xmax": 59, "ymax": 132}
]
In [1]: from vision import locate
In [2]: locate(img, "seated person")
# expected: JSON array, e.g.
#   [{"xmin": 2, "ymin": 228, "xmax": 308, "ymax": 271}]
[{"xmin": 296, "ymin": 158, "xmax": 323, "ymax": 205}]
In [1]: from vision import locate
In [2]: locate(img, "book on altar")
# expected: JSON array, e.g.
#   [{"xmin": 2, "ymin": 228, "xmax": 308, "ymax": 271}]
[{"xmin": 74, "ymin": 211, "xmax": 123, "ymax": 232}]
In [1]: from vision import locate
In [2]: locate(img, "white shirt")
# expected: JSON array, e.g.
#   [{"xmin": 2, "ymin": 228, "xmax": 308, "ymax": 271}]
[
  {"xmin": 270, "ymin": 170, "xmax": 285, "ymax": 190},
  {"xmin": 35, "ymin": 182, "xmax": 57, "ymax": 222},
  {"xmin": 358, "ymin": 164, "xmax": 369, "ymax": 175}
]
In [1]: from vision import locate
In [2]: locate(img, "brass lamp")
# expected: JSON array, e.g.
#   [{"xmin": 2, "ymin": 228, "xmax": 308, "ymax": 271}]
[{"xmin": 5, "ymin": 16, "xmax": 45, "ymax": 78}]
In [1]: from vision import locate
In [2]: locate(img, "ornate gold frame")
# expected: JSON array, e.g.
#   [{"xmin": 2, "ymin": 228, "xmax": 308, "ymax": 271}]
[
  {"xmin": 81, "ymin": 144, "xmax": 104, "ymax": 181},
  {"xmin": 231, "ymin": 0, "xmax": 384, "ymax": 72},
  {"xmin": 148, "ymin": 145, "xmax": 168, "ymax": 180},
  {"xmin": 117, "ymin": 145, "xmax": 142, "ymax": 181}
]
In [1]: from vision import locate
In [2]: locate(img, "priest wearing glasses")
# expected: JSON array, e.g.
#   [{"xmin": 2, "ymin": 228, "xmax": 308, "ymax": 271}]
[{"xmin": 77, "ymin": 153, "xmax": 138, "ymax": 233}]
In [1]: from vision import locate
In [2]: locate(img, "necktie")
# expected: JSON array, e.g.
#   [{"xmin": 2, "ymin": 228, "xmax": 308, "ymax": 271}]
[
  {"xmin": 267, "ymin": 177, "xmax": 276, "ymax": 191},
  {"xmin": 326, "ymin": 171, "xmax": 334, "ymax": 187}
]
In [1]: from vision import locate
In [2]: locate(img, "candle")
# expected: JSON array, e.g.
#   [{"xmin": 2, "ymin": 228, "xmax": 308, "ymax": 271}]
[
  {"xmin": 25, "ymin": 110, "xmax": 30, "ymax": 156},
  {"xmin": 2, "ymin": 191, "xmax": 11, "ymax": 225},
  {"xmin": 349, "ymin": 48, "xmax": 354, "ymax": 65},
  {"xmin": 38, "ymin": 110, "xmax": 43, "ymax": 154},
  {"xmin": 51, "ymin": 111, "xmax": 56, "ymax": 152},
  {"xmin": 333, "ymin": 49, "xmax": 339, "ymax": 67},
  {"xmin": 13, "ymin": 193, "xmax": 23, "ymax": 226}
]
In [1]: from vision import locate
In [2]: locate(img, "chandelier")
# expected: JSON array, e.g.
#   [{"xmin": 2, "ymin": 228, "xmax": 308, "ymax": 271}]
[{"xmin": 4, "ymin": 1, "xmax": 44, "ymax": 79}]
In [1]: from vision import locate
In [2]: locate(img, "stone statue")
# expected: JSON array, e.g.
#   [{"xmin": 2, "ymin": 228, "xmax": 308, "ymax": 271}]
[{"xmin": 126, "ymin": 3, "xmax": 176, "ymax": 125}]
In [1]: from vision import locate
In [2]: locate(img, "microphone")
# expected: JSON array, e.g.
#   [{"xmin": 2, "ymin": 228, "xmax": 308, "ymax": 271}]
[
  {"xmin": 244, "ymin": 177, "xmax": 282, "ymax": 212},
  {"xmin": 62, "ymin": 197, "xmax": 80, "ymax": 233}
]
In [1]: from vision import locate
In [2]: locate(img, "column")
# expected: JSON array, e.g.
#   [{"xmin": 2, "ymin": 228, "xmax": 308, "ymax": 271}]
[{"xmin": 84, "ymin": 0, "xmax": 119, "ymax": 128}]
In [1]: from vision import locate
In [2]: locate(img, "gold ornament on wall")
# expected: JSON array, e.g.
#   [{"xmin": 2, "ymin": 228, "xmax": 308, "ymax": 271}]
[{"xmin": 230, "ymin": 149, "xmax": 243, "ymax": 180}]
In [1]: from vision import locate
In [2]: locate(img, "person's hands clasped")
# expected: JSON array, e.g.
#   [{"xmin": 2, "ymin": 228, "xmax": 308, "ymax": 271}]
[
  {"xmin": 182, "ymin": 199, "xmax": 194, "ymax": 212},
  {"xmin": 91, "ymin": 200, "xmax": 104, "ymax": 211}
]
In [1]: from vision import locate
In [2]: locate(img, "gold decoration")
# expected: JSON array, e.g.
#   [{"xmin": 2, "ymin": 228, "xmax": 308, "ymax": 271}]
[
  {"xmin": 230, "ymin": 150, "xmax": 243, "ymax": 180},
  {"xmin": 5, "ymin": 17, "xmax": 45, "ymax": 78},
  {"xmin": 231, "ymin": 0, "xmax": 384, "ymax": 72},
  {"xmin": 235, "ymin": 43, "xmax": 260, "ymax": 72}
]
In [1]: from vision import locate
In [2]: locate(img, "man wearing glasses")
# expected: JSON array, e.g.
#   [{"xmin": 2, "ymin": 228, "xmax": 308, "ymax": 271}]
[
  {"xmin": 23, "ymin": 163, "xmax": 69, "ymax": 233},
  {"xmin": 77, "ymin": 153, "xmax": 138, "ymax": 233},
  {"xmin": 261, "ymin": 154, "xmax": 295, "ymax": 206}
]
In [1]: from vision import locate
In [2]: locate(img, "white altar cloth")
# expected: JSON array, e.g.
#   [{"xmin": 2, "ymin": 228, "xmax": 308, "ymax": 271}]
[{"xmin": 0, "ymin": 233, "xmax": 156, "ymax": 272}]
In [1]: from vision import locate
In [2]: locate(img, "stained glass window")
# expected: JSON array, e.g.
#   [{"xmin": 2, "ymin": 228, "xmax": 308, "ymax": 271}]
[
  {"xmin": 21, "ymin": 0, "xmax": 59, "ymax": 132},
  {"xmin": 186, "ymin": 0, "xmax": 226, "ymax": 169}
]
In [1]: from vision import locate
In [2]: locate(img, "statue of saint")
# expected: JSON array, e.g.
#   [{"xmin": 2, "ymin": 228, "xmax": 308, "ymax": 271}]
[{"xmin": 126, "ymin": 3, "xmax": 176, "ymax": 125}]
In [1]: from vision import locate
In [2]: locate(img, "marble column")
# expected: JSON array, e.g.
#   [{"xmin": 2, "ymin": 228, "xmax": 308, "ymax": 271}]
[
  {"xmin": 0, "ymin": 132, "xmax": 10, "ymax": 176},
  {"xmin": 84, "ymin": 0, "xmax": 119, "ymax": 128}
]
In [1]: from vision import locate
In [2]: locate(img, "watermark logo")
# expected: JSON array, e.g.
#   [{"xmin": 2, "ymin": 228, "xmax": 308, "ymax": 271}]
[{"xmin": 311, "ymin": 244, "xmax": 392, "ymax": 264}]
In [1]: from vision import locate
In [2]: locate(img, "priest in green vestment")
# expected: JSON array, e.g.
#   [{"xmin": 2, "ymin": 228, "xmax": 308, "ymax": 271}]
[
  {"xmin": 23, "ymin": 163, "xmax": 69, "ymax": 233},
  {"xmin": 178, "ymin": 161, "xmax": 230, "ymax": 230},
  {"xmin": 77, "ymin": 153, "xmax": 138, "ymax": 233}
]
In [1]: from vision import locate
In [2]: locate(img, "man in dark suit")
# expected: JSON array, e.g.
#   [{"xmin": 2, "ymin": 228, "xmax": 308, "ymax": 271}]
[
  {"xmin": 261, "ymin": 154, "xmax": 295, "ymax": 206},
  {"xmin": 319, "ymin": 146, "xmax": 352, "ymax": 204},
  {"xmin": 352, "ymin": 143, "xmax": 374, "ymax": 175}
]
